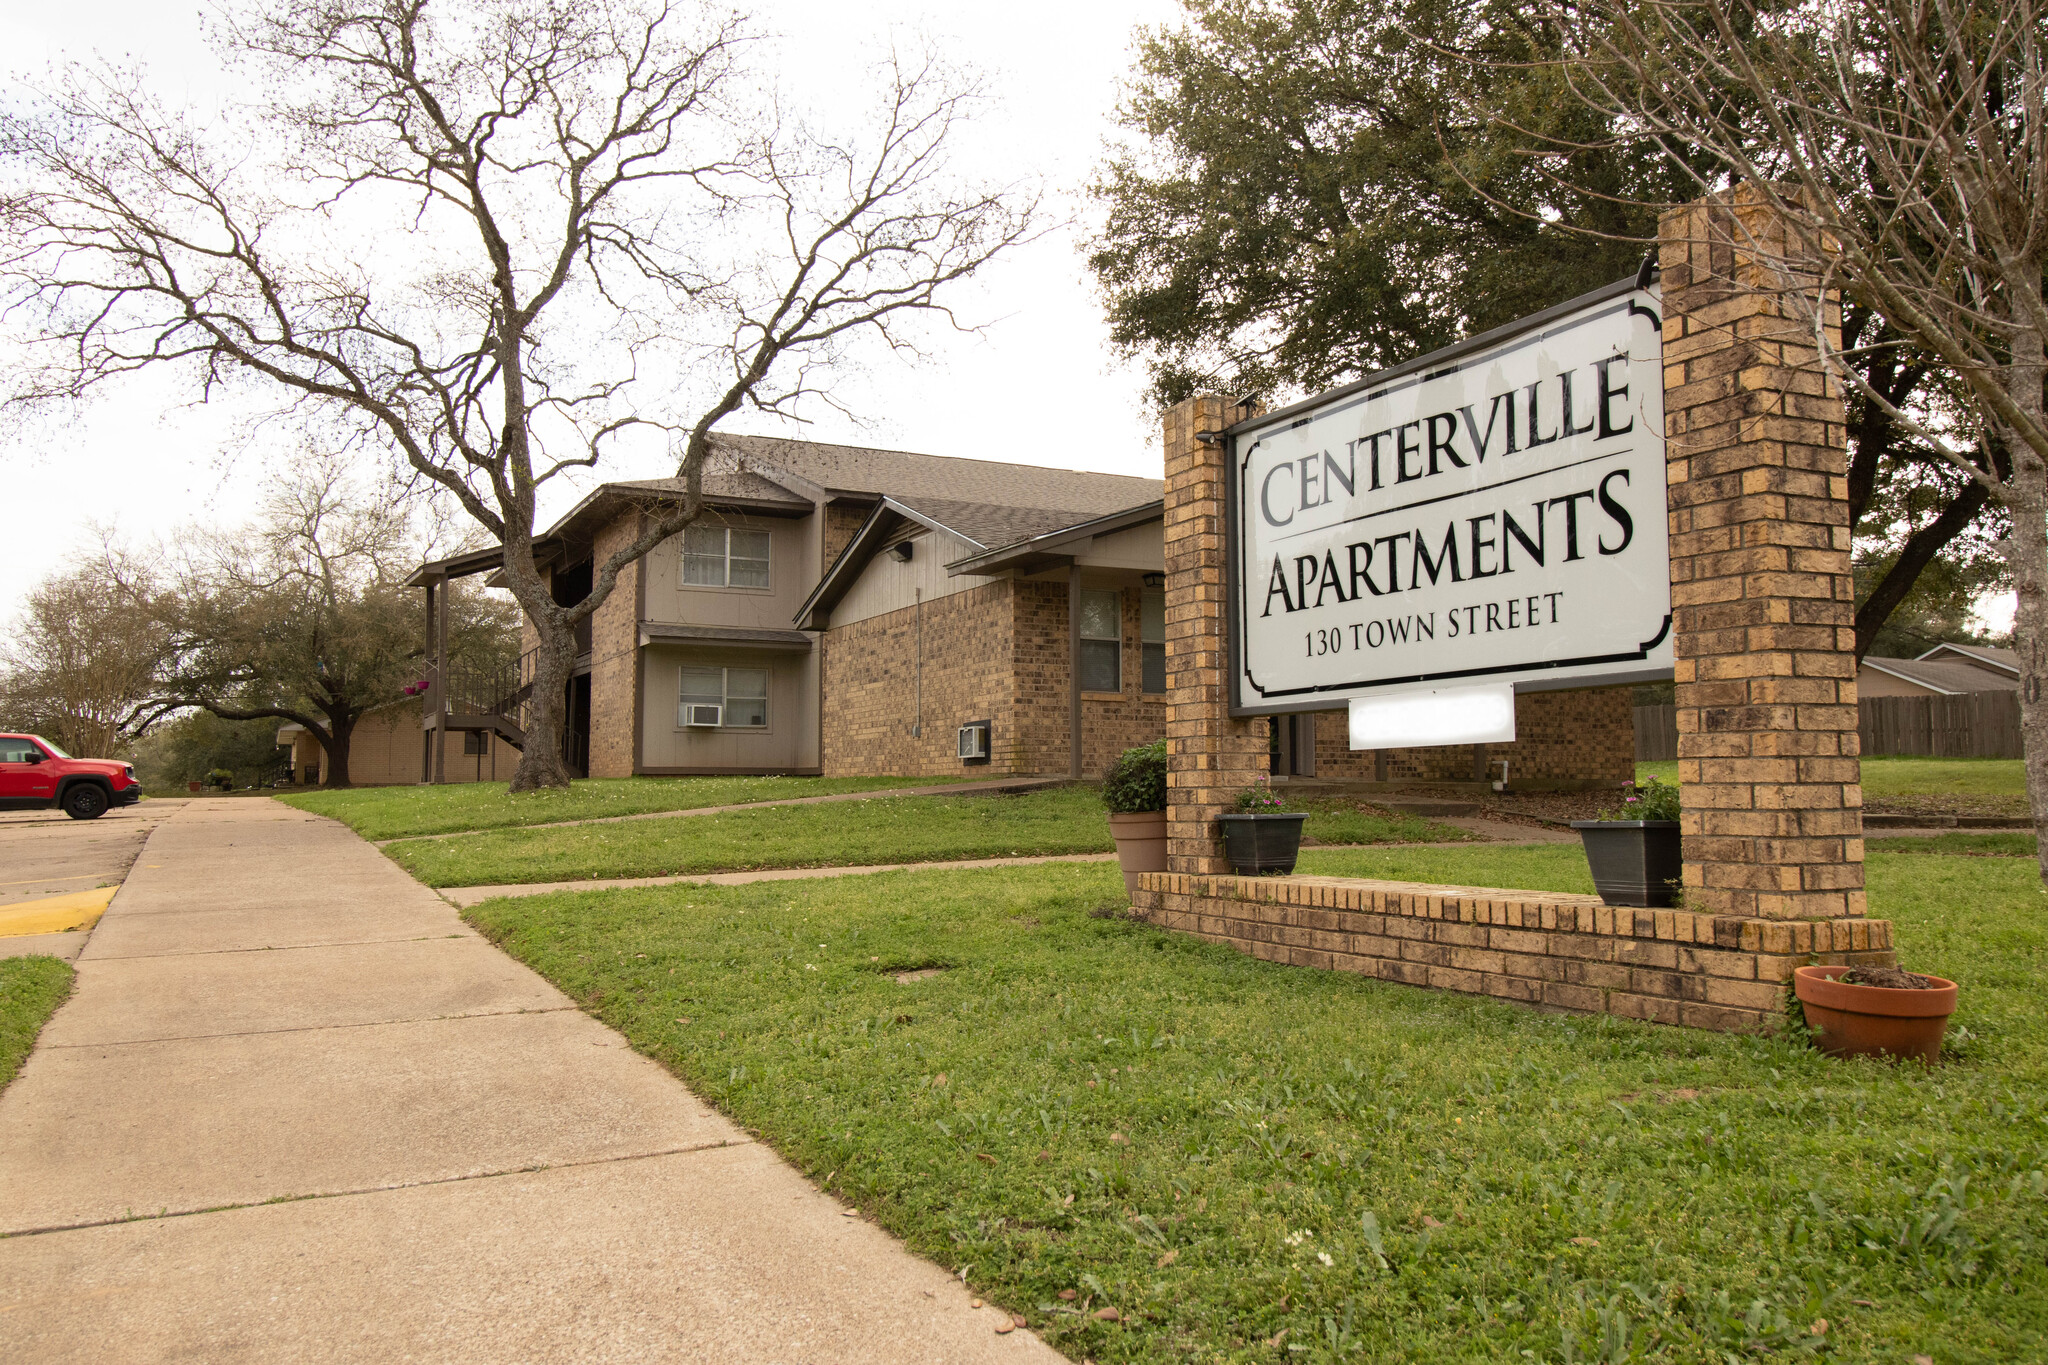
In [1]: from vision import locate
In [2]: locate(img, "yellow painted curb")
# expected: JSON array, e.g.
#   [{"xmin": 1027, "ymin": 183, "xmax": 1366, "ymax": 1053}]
[{"xmin": 0, "ymin": 885, "xmax": 118, "ymax": 938}]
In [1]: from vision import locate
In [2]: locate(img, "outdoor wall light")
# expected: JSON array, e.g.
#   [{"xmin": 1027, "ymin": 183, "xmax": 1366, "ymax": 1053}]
[{"xmin": 1348, "ymin": 682, "xmax": 1516, "ymax": 750}]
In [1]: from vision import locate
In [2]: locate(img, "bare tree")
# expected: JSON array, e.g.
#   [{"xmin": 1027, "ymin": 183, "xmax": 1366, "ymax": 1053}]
[
  {"xmin": 1537, "ymin": 0, "xmax": 2048, "ymax": 876},
  {"xmin": 1, "ymin": 0, "xmax": 1033, "ymax": 790}
]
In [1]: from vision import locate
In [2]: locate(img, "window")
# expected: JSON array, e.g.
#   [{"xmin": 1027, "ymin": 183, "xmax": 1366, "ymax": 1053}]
[
  {"xmin": 463, "ymin": 730, "xmax": 488, "ymax": 756},
  {"xmin": 679, "ymin": 666, "xmax": 770, "ymax": 728},
  {"xmin": 1079, "ymin": 588, "xmax": 1122, "ymax": 693},
  {"xmin": 0, "ymin": 738, "xmax": 44, "ymax": 763},
  {"xmin": 1141, "ymin": 590, "xmax": 1166, "ymax": 694},
  {"xmin": 682, "ymin": 524, "xmax": 772, "ymax": 588}
]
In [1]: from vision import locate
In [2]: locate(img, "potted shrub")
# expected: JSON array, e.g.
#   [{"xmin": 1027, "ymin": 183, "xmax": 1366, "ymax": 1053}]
[
  {"xmin": 1571, "ymin": 777, "xmax": 1682, "ymax": 907},
  {"xmin": 1216, "ymin": 782, "xmax": 1308, "ymax": 875},
  {"xmin": 1103, "ymin": 739, "xmax": 1169, "ymax": 895},
  {"xmin": 1793, "ymin": 965, "xmax": 1958, "ymax": 1063}
]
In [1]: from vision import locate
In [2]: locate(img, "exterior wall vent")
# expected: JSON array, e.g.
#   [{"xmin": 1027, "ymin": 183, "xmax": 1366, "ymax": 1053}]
[{"xmin": 957, "ymin": 719, "xmax": 991, "ymax": 763}]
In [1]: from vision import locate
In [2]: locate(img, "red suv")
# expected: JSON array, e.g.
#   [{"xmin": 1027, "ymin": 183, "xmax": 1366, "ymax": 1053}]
[{"xmin": 0, "ymin": 734, "xmax": 142, "ymax": 820}]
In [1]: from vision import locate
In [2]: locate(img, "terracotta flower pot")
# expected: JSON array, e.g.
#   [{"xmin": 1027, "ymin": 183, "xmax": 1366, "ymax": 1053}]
[
  {"xmin": 1793, "ymin": 965, "xmax": 1957, "ymax": 1064},
  {"xmin": 1107, "ymin": 811, "xmax": 1169, "ymax": 895}
]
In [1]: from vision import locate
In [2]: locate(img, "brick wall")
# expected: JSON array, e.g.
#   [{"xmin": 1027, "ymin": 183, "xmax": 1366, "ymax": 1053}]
[
  {"xmin": 1310, "ymin": 688, "xmax": 1636, "ymax": 785},
  {"xmin": 1081, "ymin": 586, "xmax": 1169, "ymax": 775},
  {"xmin": 1162, "ymin": 397, "xmax": 1270, "ymax": 873},
  {"xmin": 824, "ymin": 501, "xmax": 871, "ymax": 568},
  {"xmin": 820, "ymin": 574, "xmax": 1170, "ymax": 778},
  {"xmin": 1009, "ymin": 579, "xmax": 1168, "ymax": 777},
  {"xmin": 1007, "ymin": 579, "xmax": 1069, "ymax": 774},
  {"xmin": 586, "ymin": 516, "xmax": 641, "ymax": 779},
  {"xmin": 1661, "ymin": 191, "xmax": 1865, "ymax": 920},
  {"xmin": 821, "ymin": 580, "xmax": 1019, "ymax": 775},
  {"xmin": 1133, "ymin": 871, "xmax": 1895, "ymax": 1033}
]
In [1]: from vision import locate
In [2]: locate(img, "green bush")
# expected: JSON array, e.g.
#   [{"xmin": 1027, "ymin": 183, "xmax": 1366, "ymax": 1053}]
[{"xmin": 1102, "ymin": 739, "xmax": 1167, "ymax": 813}]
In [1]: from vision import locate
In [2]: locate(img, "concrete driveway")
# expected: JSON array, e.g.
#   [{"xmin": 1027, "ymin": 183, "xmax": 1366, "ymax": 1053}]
[
  {"xmin": 0, "ymin": 800, "xmax": 177, "ymax": 960},
  {"xmin": 0, "ymin": 798, "xmax": 1060, "ymax": 1363}
]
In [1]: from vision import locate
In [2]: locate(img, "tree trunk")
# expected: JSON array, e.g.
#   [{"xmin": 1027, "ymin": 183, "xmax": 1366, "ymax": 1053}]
[
  {"xmin": 2005, "ymin": 328, "xmax": 2048, "ymax": 885},
  {"xmin": 510, "ymin": 617, "xmax": 578, "ymax": 792},
  {"xmin": 325, "ymin": 715, "xmax": 355, "ymax": 789},
  {"xmin": 1852, "ymin": 477, "xmax": 1993, "ymax": 661}
]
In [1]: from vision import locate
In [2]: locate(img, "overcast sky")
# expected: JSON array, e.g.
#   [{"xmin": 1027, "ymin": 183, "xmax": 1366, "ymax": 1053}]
[
  {"xmin": 7, "ymin": 1, "xmax": 2017, "ymax": 639},
  {"xmin": 1, "ymin": 0, "xmax": 1183, "ymax": 620}
]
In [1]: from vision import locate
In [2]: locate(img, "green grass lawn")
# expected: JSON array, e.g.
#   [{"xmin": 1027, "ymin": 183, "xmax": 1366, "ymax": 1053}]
[
  {"xmin": 1638, "ymin": 757, "xmax": 2026, "ymax": 801},
  {"xmin": 468, "ymin": 848, "xmax": 2047, "ymax": 1363},
  {"xmin": 0, "ymin": 956, "xmax": 73, "ymax": 1093},
  {"xmin": 277, "ymin": 773, "xmax": 962, "ymax": 841},
  {"xmin": 1868, "ymin": 832, "xmax": 2037, "ymax": 857},
  {"xmin": 387, "ymin": 786, "xmax": 1469, "ymax": 888}
]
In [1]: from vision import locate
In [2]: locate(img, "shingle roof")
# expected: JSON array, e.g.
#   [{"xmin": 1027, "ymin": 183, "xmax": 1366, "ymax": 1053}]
[
  {"xmin": 612, "ymin": 470, "xmax": 812, "ymax": 507},
  {"xmin": 1861, "ymin": 656, "xmax": 2021, "ymax": 694},
  {"xmin": 888, "ymin": 496, "xmax": 1104, "ymax": 551},
  {"xmin": 710, "ymin": 433, "xmax": 1161, "ymax": 516}
]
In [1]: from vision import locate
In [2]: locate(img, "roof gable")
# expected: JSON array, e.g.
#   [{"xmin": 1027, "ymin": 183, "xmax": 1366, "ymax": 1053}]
[{"xmin": 713, "ymin": 433, "xmax": 1161, "ymax": 515}]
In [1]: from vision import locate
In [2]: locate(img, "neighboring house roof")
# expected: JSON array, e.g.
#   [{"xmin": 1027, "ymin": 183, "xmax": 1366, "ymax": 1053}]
[
  {"xmin": 1860, "ymin": 656, "xmax": 2021, "ymax": 695},
  {"xmin": 712, "ymin": 434, "xmax": 1162, "ymax": 515},
  {"xmin": 1916, "ymin": 642, "xmax": 2019, "ymax": 676}
]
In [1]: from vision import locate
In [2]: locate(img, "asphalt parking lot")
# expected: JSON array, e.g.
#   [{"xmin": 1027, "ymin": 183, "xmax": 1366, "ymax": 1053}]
[{"xmin": 0, "ymin": 801, "xmax": 177, "ymax": 960}]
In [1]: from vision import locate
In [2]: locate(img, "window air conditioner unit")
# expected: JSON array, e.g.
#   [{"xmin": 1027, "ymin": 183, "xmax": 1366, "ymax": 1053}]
[
  {"xmin": 683, "ymin": 703, "xmax": 723, "ymax": 728},
  {"xmin": 957, "ymin": 720, "xmax": 991, "ymax": 763}
]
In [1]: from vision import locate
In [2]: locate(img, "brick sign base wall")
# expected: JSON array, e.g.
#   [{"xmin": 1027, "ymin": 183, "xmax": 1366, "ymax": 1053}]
[{"xmin": 1132, "ymin": 872, "xmax": 1896, "ymax": 1033}]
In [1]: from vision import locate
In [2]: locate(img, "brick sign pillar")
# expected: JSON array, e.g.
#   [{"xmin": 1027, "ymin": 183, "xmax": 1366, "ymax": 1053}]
[
  {"xmin": 1660, "ymin": 191, "xmax": 1866, "ymax": 920},
  {"xmin": 1163, "ymin": 396, "xmax": 1268, "ymax": 874}
]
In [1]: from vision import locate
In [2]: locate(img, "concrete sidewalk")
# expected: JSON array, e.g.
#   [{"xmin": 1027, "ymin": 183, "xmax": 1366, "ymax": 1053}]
[{"xmin": 0, "ymin": 799, "xmax": 1054, "ymax": 1363}]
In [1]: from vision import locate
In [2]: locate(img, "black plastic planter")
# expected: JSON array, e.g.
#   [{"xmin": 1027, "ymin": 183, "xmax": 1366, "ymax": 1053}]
[
  {"xmin": 1217, "ymin": 813, "xmax": 1308, "ymax": 875},
  {"xmin": 1570, "ymin": 820, "xmax": 1682, "ymax": 907}
]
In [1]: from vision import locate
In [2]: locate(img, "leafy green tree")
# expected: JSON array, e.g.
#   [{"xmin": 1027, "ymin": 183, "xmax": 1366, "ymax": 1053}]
[
  {"xmin": 1091, "ymin": 0, "xmax": 2004, "ymax": 660},
  {"xmin": 131, "ymin": 711, "xmax": 288, "ymax": 791},
  {"xmin": 136, "ymin": 466, "xmax": 518, "ymax": 788}
]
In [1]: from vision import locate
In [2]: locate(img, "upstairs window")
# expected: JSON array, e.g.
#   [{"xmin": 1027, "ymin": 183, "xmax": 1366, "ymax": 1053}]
[
  {"xmin": 682, "ymin": 525, "xmax": 772, "ymax": 588},
  {"xmin": 679, "ymin": 666, "xmax": 770, "ymax": 728},
  {"xmin": 1141, "ymin": 590, "xmax": 1166, "ymax": 694},
  {"xmin": 1079, "ymin": 588, "xmax": 1122, "ymax": 693}
]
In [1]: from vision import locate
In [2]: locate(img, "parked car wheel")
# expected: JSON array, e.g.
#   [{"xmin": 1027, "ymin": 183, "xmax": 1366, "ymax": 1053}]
[{"xmin": 62, "ymin": 783, "xmax": 110, "ymax": 820}]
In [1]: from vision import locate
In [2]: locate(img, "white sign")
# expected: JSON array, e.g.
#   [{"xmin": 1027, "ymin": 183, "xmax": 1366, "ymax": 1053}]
[
  {"xmin": 1230, "ymin": 281, "xmax": 1670, "ymax": 714},
  {"xmin": 1348, "ymin": 682, "xmax": 1517, "ymax": 749}
]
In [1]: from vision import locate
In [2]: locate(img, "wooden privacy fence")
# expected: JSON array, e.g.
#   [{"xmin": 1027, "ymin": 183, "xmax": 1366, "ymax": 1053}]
[
  {"xmin": 1859, "ymin": 691, "xmax": 2023, "ymax": 758},
  {"xmin": 1634, "ymin": 692, "xmax": 2024, "ymax": 761},
  {"xmin": 1635, "ymin": 704, "xmax": 1678, "ymax": 761}
]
